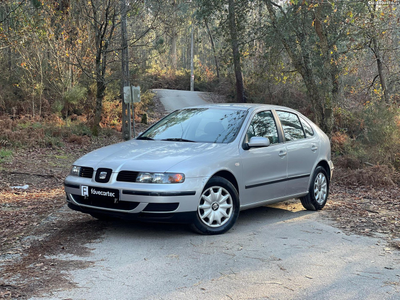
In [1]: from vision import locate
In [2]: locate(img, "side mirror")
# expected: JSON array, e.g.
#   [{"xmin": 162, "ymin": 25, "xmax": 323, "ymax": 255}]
[{"xmin": 247, "ymin": 136, "xmax": 270, "ymax": 148}]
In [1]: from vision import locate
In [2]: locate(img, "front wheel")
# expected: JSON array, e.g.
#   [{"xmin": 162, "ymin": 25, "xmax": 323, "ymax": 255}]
[
  {"xmin": 191, "ymin": 176, "xmax": 240, "ymax": 235},
  {"xmin": 300, "ymin": 166, "xmax": 329, "ymax": 211}
]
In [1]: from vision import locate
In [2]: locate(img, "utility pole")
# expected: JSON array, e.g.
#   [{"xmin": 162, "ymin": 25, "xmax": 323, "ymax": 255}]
[
  {"xmin": 121, "ymin": 0, "xmax": 131, "ymax": 140},
  {"xmin": 190, "ymin": 21, "xmax": 194, "ymax": 91}
]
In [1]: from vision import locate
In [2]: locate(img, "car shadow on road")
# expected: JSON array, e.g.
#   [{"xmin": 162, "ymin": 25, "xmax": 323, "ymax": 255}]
[
  {"xmin": 237, "ymin": 200, "xmax": 314, "ymax": 225},
  {"xmin": 98, "ymin": 199, "xmax": 314, "ymax": 237}
]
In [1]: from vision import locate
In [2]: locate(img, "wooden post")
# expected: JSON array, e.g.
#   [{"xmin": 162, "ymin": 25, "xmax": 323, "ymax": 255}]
[{"xmin": 121, "ymin": 0, "xmax": 131, "ymax": 140}]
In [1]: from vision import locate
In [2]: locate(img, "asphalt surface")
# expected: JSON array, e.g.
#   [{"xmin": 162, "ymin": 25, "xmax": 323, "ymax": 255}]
[
  {"xmin": 154, "ymin": 89, "xmax": 207, "ymax": 112},
  {"xmin": 33, "ymin": 90, "xmax": 400, "ymax": 300}
]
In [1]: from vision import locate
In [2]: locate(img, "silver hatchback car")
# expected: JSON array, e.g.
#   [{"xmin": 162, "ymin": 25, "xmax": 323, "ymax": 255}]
[{"xmin": 64, "ymin": 104, "xmax": 333, "ymax": 234}]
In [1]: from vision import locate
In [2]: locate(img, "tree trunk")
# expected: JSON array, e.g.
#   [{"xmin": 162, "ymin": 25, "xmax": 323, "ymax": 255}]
[
  {"xmin": 204, "ymin": 18, "xmax": 220, "ymax": 80},
  {"xmin": 190, "ymin": 23, "xmax": 194, "ymax": 91},
  {"xmin": 94, "ymin": 78, "xmax": 105, "ymax": 136},
  {"xmin": 370, "ymin": 3, "xmax": 389, "ymax": 103},
  {"xmin": 374, "ymin": 39, "xmax": 389, "ymax": 103},
  {"xmin": 169, "ymin": 0, "xmax": 178, "ymax": 71},
  {"xmin": 89, "ymin": 0, "xmax": 117, "ymax": 136},
  {"xmin": 93, "ymin": 38, "xmax": 105, "ymax": 135},
  {"xmin": 171, "ymin": 29, "xmax": 178, "ymax": 71},
  {"xmin": 121, "ymin": 0, "xmax": 131, "ymax": 140},
  {"xmin": 313, "ymin": 6, "xmax": 334, "ymax": 134},
  {"xmin": 5, "ymin": 4, "xmax": 12, "ymax": 72},
  {"xmin": 265, "ymin": 0, "xmax": 335, "ymax": 135},
  {"xmin": 228, "ymin": 0, "xmax": 246, "ymax": 103}
]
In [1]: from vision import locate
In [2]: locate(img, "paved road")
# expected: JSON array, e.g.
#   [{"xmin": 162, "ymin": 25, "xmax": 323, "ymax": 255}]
[
  {"xmin": 154, "ymin": 89, "xmax": 207, "ymax": 112},
  {"xmin": 33, "ymin": 90, "xmax": 400, "ymax": 300}
]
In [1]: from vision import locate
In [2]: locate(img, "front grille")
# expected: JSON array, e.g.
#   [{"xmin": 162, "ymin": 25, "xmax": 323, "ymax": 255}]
[
  {"xmin": 95, "ymin": 168, "xmax": 112, "ymax": 183},
  {"xmin": 72, "ymin": 194, "xmax": 140, "ymax": 211},
  {"xmin": 143, "ymin": 203, "xmax": 179, "ymax": 212},
  {"xmin": 117, "ymin": 171, "xmax": 139, "ymax": 183},
  {"xmin": 80, "ymin": 167, "xmax": 94, "ymax": 178}
]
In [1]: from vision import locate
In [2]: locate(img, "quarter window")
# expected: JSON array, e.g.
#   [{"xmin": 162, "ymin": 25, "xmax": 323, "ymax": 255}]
[
  {"xmin": 276, "ymin": 111, "xmax": 305, "ymax": 141},
  {"xmin": 301, "ymin": 118, "xmax": 314, "ymax": 138},
  {"xmin": 247, "ymin": 111, "xmax": 279, "ymax": 144}
]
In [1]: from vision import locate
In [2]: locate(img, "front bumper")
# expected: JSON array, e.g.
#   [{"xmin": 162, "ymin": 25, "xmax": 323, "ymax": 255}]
[
  {"xmin": 67, "ymin": 202, "xmax": 197, "ymax": 223},
  {"xmin": 64, "ymin": 175, "xmax": 205, "ymax": 221}
]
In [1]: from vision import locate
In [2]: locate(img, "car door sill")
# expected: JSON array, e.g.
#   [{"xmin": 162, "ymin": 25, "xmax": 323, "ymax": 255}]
[{"xmin": 240, "ymin": 192, "xmax": 308, "ymax": 211}]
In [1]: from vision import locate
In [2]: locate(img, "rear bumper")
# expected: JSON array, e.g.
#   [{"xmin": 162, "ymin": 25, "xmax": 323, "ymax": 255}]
[{"xmin": 328, "ymin": 160, "xmax": 334, "ymax": 181}]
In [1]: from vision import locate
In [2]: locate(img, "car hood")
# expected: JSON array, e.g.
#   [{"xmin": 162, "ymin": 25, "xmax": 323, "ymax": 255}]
[{"xmin": 74, "ymin": 140, "xmax": 231, "ymax": 173}]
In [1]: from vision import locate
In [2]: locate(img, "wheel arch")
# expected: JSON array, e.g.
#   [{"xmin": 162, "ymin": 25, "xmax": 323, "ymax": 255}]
[
  {"xmin": 316, "ymin": 160, "xmax": 331, "ymax": 181},
  {"xmin": 210, "ymin": 170, "xmax": 239, "ymax": 195}
]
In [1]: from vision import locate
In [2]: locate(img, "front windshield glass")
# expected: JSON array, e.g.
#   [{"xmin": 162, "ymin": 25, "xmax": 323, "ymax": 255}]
[{"xmin": 139, "ymin": 107, "xmax": 248, "ymax": 143}]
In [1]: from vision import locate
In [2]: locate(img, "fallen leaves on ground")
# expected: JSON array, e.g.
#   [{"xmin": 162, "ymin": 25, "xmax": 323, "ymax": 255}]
[
  {"xmin": 0, "ymin": 187, "xmax": 65, "ymax": 253},
  {"xmin": 325, "ymin": 183, "xmax": 400, "ymax": 248}
]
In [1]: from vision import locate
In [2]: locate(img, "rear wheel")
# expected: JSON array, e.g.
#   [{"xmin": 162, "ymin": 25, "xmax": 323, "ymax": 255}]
[
  {"xmin": 300, "ymin": 166, "xmax": 329, "ymax": 211},
  {"xmin": 192, "ymin": 176, "xmax": 239, "ymax": 235}
]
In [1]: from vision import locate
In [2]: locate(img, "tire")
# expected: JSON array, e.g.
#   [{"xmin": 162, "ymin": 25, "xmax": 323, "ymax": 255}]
[
  {"xmin": 191, "ymin": 176, "xmax": 240, "ymax": 235},
  {"xmin": 300, "ymin": 166, "xmax": 329, "ymax": 211}
]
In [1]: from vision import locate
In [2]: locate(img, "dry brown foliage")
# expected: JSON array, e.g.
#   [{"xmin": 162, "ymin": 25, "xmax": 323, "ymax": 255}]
[
  {"xmin": 326, "ymin": 182, "xmax": 400, "ymax": 247},
  {"xmin": 67, "ymin": 134, "xmax": 90, "ymax": 145},
  {"xmin": 0, "ymin": 187, "xmax": 65, "ymax": 252},
  {"xmin": 333, "ymin": 163, "xmax": 400, "ymax": 186},
  {"xmin": 331, "ymin": 131, "xmax": 350, "ymax": 154}
]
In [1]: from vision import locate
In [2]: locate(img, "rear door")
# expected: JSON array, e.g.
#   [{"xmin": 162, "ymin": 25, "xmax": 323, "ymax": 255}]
[{"xmin": 275, "ymin": 110, "xmax": 319, "ymax": 195}]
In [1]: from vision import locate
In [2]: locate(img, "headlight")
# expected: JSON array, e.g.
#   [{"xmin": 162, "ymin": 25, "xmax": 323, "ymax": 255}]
[
  {"xmin": 70, "ymin": 166, "xmax": 81, "ymax": 176},
  {"xmin": 136, "ymin": 172, "xmax": 185, "ymax": 184}
]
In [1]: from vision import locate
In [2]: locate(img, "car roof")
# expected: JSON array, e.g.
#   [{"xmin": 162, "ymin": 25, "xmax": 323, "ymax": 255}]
[
  {"xmin": 180, "ymin": 103, "xmax": 317, "ymax": 127},
  {"xmin": 182, "ymin": 103, "xmax": 300, "ymax": 113}
]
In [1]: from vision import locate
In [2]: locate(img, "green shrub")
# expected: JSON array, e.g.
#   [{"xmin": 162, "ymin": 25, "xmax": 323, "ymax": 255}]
[
  {"xmin": 70, "ymin": 123, "xmax": 92, "ymax": 137},
  {"xmin": 0, "ymin": 149, "xmax": 13, "ymax": 164},
  {"xmin": 333, "ymin": 101, "xmax": 400, "ymax": 168}
]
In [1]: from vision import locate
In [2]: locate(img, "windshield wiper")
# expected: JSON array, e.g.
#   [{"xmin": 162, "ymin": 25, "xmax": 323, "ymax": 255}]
[
  {"xmin": 161, "ymin": 138, "xmax": 195, "ymax": 142},
  {"xmin": 136, "ymin": 136, "xmax": 154, "ymax": 140}
]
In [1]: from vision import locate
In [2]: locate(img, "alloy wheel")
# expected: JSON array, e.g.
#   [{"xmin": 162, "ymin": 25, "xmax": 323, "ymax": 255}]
[{"xmin": 313, "ymin": 172, "xmax": 327, "ymax": 205}]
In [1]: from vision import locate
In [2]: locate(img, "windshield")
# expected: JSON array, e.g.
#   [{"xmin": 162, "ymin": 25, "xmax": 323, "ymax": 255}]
[{"xmin": 139, "ymin": 107, "xmax": 248, "ymax": 143}]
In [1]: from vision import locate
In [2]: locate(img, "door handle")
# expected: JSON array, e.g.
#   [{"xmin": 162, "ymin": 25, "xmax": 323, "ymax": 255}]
[
  {"xmin": 311, "ymin": 145, "xmax": 318, "ymax": 152},
  {"xmin": 279, "ymin": 151, "xmax": 287, "ymax": 157}
]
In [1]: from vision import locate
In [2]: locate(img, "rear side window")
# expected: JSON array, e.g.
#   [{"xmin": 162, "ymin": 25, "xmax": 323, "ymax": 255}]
[{"xmin": 276, "ymin": 111, "xmax": 305, "ymax": 142}]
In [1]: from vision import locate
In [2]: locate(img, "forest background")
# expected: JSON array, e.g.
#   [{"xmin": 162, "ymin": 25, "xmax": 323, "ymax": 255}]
[
  {"xmin": 2, "ymin": 2, "xmax": 400, "ymax": 296},
  {"xmin": 1, "ymin": 0, "xmax": 400, "ymax": 176}
]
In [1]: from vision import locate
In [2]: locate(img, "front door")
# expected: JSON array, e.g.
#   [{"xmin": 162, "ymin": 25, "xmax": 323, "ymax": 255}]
[{"xmin": 240, "ymin": 110, "xmax": 288, "ymax": 207}]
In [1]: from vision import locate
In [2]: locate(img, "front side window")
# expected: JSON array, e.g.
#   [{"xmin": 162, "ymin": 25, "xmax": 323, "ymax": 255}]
[
  {"xmin": 247, "ymin": 110, "xmax": 279, "ymax": 144},
  {"xmin": 276, "ymin": 111, "xmax": 305, "ymax": 142}
]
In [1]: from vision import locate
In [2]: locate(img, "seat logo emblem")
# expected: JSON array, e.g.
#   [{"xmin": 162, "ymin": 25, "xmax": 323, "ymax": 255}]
[{"xmin": 99, "ymin": 171, "xmax": 108, "ymax": 180}]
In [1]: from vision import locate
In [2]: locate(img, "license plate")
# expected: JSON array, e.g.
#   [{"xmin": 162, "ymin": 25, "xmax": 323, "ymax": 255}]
[{"xmin": 81, "ymin": 186, "xmax": 119, "ymax": 200}]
